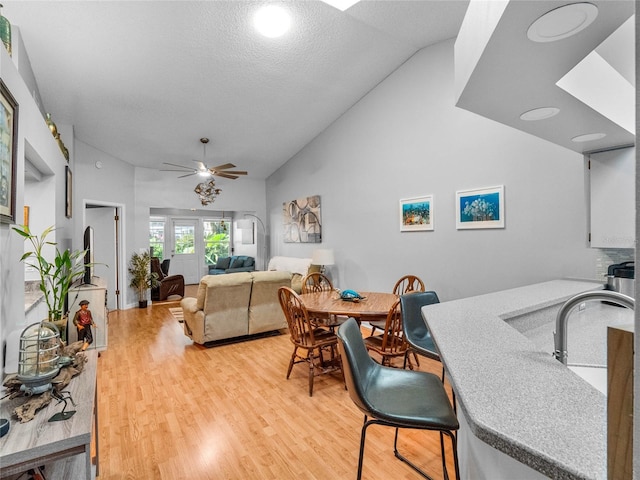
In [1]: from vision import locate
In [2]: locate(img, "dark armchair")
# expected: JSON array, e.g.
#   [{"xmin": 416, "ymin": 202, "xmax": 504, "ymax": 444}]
[{"xmin": 150, "ymin": 257, "xmax": 185, "ymax": 301}]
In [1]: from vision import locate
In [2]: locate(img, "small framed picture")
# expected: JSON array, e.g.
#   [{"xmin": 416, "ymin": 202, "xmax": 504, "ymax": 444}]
[
  {"xmin": 65, "ymin": 166, "xmax": 73, "ymax": 218},
  {"xmin": 399, "ymin": 195, "xmax": 433, "ymax": 232},
  {"xmin": 456, "ymin": 185, "xmax": 504, "ymax": 229}
]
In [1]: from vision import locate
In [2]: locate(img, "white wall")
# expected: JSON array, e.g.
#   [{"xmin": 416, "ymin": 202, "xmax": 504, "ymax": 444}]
[
  {"xmin": 267, "ymin": 39, "xmax": 597, "ymax": 300},
  {"xmin": 0, "ymin": 40, "xmax": 71, "ymax": 374}
]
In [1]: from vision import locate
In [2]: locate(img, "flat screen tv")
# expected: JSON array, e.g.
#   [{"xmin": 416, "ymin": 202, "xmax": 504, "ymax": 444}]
[{"xmin": 83, "ymin": 226, "xmax": 94, "ymax": 285}]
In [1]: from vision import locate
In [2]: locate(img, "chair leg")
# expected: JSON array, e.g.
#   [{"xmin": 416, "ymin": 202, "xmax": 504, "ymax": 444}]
[
  {"xmin": 440, "ymin": 430, "xmax": 460, "ymax": 480},
  {"xmin": 413, "ymin": 349, "xmax": 421, "ymax": 366},
  {"xmin": 392, "ymin": 428, "xmax": 435, "ymax": 480},
  {"xmin": 357, "ymin": 415, "xmax": 370, "ymax": 480},
  {"xmin": 308, "ymin": 349, "xmax": 315, "ymax": 396},
  {"xmin": 286, "ymin": 347, "xmax": 297, "ymax": 379}
]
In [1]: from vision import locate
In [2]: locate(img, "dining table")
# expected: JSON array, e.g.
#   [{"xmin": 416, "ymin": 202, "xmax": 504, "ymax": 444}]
[{"xmin": 298, "ymin": 290, "xmax": 398, "ymax": 324}]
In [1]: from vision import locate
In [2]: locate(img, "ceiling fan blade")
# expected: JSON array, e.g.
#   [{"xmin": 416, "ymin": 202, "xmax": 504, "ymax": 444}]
[
  {"xmin": 217, "ymin": 170, "xmax": 247, "ymax": 176},
  {"xmin": 163, "ymin": 162, "xmax": 193, "ymax": 170},
  {"xmin": 209, "ymin": 163, "xmax": 236, "ymax": 171},
  {"xmin": 178, "ymin": 172, "xmax": 197, "ymax": 178},
  {"xmin": 213, "ymin": 173, "xmax": 239, "ymax": 179},
  {"xmin": 160, "ymin": 168, "xmax": 193, "ymax": 172}
]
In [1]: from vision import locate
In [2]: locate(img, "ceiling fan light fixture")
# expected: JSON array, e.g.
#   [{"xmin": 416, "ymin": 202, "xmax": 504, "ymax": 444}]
[
  {"xmin": 527, "ymin": 3, "xmax": 598, "ymax": 43},
  {"xmin": 254, "ymin": 5, "xmax": 291, "ymax": 38}
]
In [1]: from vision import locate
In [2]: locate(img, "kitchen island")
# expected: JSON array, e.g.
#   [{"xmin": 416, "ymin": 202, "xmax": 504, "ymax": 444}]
[{"xmin": 424, "ymin": 279, "xmax": 633, "ymax": 480}]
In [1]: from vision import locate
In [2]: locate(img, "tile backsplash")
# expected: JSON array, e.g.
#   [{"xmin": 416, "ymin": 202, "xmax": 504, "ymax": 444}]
[{"xmin": 595, "ymin": 249, "xmax": 634, "ymax": 279}]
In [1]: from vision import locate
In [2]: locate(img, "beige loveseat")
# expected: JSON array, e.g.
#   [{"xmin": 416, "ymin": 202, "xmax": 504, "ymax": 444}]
[{"xmin": 180, "ymin": 270, "xmax": 292, "ymax": 345}]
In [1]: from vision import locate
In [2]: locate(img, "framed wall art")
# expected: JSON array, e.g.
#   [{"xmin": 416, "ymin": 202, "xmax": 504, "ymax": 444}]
[
  {"xmin": 456, "ymin": 185, "xmax": 504, "ymax": 229},
  {"xmin": 65, "ymin": 166, "xmax": 73, "ymax": 218},
  {"xmin": 283, "ymin": 195, "xmax": 321, "ymax": 243},
  {"xmin": 0, "ymin": 79, "xmax": 18, "ymax": 224},
  {"xmin": 399, "ymin": 195, "xmax": 433, "ymax": 231}
]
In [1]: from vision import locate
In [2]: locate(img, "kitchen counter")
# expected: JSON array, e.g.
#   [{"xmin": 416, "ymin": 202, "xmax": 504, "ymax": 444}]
[{"xmin": 424, "ymin": 279, "xmax": 626, "ymax": 480}]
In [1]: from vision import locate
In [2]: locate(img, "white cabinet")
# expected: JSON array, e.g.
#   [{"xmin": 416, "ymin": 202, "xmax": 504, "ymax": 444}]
[
  {"xmin": 68, "ymin": 277, "xmax": 108, "ymax": 351},
  {"xmin": 589, "ymin": 147, "xmax": 635, "ymax": 248}
]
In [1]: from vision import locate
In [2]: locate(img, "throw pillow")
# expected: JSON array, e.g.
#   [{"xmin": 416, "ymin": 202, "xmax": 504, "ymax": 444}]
[
  {"xmin": 230, "ymin": 256, "xmax": 246, "ymax": 269},
  {"xmin": 215, "ymin": 256, "xmax": 231, "ymax": 270},
  {"xmin": 243, "ymin": 257, "xmax": 254, "ymax": 267}
]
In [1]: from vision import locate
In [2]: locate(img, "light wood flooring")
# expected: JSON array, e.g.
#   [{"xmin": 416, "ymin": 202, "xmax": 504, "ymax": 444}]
[{"xmin": 96, "ymin": 293, "xmax": 457, "ymax": 479}]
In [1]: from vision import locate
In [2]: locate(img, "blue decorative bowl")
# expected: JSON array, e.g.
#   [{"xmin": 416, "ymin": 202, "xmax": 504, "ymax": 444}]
[{"xmin": 0, "ymin": 418, "xmax": 9, "ymax": 438}]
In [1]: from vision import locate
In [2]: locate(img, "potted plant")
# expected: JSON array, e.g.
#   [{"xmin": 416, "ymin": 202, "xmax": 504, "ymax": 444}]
[
  {"xmin": 128, "ymin": 251, "xmax": 159, "ymax": 308},
  {"xmin": 13, "ymin": 225, "xmax": 88, "ymax": 341}
]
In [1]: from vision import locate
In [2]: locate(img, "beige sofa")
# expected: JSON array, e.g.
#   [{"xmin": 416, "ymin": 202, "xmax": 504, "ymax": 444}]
[{"xmin": 180, "ymin": 270, "xmax": 292, "ymax": 345}]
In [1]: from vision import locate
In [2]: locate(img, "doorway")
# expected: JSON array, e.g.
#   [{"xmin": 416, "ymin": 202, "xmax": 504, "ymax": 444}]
[
  {"xmin": 84, "ymin": 201, "xmax": 124, "ymax": 311},
  {"xmin": 170, "ymin": 218, "xmax": 200, "ymax": 284}
]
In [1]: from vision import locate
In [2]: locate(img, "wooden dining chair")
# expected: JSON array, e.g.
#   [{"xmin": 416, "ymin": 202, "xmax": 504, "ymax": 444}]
[
  {"xmin": 393, "ymin": 274, "xmax": 425, "ymax": 295},
  {"xmin": 301, "ymin": 272, "xmax": 334, "ymax": 293},
  {"xmin": 301, "ymin": 272, "xmax": 346, "ymax": 331},
  {"xmin": 369, "ymin": 274, "xmax": 426, "ymax": 338},
  {"xmin": 369, "ymin": 274, "xmax": 425, "ymax": 364},
  {"xmin": 277, "ymin": 286, "xmax": 342, "ymax": 396},
  {"xmin": 364, "ymin": 299, "xmax": 413, "ymax": 369}
]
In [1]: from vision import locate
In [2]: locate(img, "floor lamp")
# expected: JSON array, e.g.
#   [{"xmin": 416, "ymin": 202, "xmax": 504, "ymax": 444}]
[{"xmin": 240, "ymin": 214, "xmax": 268, "ymax": 271}]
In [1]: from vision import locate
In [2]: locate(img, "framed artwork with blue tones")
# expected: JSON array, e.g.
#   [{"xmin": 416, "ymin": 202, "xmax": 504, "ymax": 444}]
[
  {"xmin": 456, "ymin": 185, "xmax": 504, "ymax": 229},
  {"xmin": 399, "ymin": 195, "xmax": 433, "ymax": 232}
]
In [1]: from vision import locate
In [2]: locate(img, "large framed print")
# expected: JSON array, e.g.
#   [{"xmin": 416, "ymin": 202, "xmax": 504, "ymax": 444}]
[
  {"xmin": 0, "ymin": 80, "xmax": 18, "ymax": 224},
  {"xmin": 399, "ymin": 195, "xmax": 433, "ymax": 231},
  {"xmin": 283, "ymin": 195, "xmax": 322, "ymax": 243},
  {"xmin": 456, "ymin": 185, "xmax": 504, "ymax": 229}
]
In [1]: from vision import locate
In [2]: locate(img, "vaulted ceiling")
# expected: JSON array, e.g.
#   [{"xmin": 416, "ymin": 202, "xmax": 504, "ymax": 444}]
[{"xmin": 3, "ymin": 1, "xmax": 470, "ymax": 180}]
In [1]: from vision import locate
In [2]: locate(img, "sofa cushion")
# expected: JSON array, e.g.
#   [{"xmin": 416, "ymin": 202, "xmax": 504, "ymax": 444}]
[
  {"xmin": 229, "ymin": 256, "xmax": 247, "ymax": 269},
  {"xmin": 215, "ymin": 256, "xmax": 232, "ymax": 270},
  {"xmin": 267, "ymin": 256, "xmax": 312, "ymax": 276},
  {"xmin": 243, "ymin": 257, "xmax": 255, "ymax": 268},
  {"xmin": 248, "ymin": 271, "xmax": 292, "ymax": 334}
]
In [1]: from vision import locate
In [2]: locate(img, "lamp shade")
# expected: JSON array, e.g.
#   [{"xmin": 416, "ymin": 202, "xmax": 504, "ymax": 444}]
[
  {"xmin": 312, "ymin": 249, "xmax": 335, "ymax": 266},
  {"xmin": 237, "ymin": 219, "xmax": 253, "ymax": 229}
]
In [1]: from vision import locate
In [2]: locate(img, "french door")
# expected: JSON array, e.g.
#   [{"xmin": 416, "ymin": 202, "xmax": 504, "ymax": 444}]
[{"xmin": 170, "ymin": 219, "xmax": 200, "ymax": 284}]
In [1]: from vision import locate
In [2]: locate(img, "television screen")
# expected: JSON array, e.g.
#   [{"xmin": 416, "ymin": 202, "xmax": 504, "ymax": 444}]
[{"xmin": 83, "ymin": 226, "xmax": 94, "ymax": 284}]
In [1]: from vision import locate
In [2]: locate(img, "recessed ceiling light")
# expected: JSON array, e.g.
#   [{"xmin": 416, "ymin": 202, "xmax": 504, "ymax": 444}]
[
  {"xmin": 571, "ymin": 132, "xmax": 606, "ymax": 142},
  {"xmin": 527, "ymin": 3, "xmax": 598, "ymax": 43},
  {"xmin": 320, "ymin": 0, "xmax": 361, "ymax": 11},
  {"xmin": 520, "ymin": 107, "xmax": 560, "ymax": 121},
  {"xmin": 253, "ymin": 5, "xmax": 291, "ymax": 38}
]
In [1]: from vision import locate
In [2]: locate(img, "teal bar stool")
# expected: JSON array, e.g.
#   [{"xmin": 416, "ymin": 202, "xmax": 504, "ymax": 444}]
[{"xmin": 337, "ymin": 318, "xmax": 459, "ymax": 480}]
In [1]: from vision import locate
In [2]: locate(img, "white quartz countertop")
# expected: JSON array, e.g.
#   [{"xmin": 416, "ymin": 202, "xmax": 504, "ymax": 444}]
[{"xmin": 425, "ymin": 279, "xmax": 620, "ymax": 480}]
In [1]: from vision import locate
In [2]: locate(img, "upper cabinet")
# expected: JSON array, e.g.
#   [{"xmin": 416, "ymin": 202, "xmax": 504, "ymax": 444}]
[
  {"xmin": 454, "ymin": 1, "xmax": 634, "ymax": 154},
  {"xmin": 589, "ymin": 147, "xmax": 635, "ymax": 249}
]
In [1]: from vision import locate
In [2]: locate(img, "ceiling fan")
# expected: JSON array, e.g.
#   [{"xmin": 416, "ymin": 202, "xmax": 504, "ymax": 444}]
[{"xmin": 161, "ymin": 138, "xmax": 248, "ymax": 179}]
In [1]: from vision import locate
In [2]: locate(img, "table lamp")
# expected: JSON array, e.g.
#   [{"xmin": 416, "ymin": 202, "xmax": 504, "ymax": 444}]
[{"xmin": 312, "ymin": 249, "xmax": 335, "ymax": 273}]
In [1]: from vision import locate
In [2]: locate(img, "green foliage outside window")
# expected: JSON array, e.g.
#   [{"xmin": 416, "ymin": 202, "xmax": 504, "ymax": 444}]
[
  {"xmin": 175, "ymin": 232, "xmax": 195, "ymax": 254},
  {"xmin": 204, "ymin": 220, "xmax": 230, "ymax": 264}
]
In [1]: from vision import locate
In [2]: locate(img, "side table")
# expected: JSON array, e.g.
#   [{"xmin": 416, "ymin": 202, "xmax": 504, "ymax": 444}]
[{"xmin": 0, "ymin": 350, "xmax": 99, "ymax": 479}]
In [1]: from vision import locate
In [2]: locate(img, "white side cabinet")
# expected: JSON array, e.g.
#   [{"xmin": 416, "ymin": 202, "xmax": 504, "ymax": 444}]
[
  {"xmin": 589, "ymin": 147, "xmax": 635, "ymax": 248},
  {"xmin": 68, "ymin": 276, "xmax": 108, "ymax": 351}
]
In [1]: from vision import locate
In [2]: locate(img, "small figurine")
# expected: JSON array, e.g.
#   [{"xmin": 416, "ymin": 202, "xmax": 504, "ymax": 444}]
[{"xmin": 72, "ymin": 299, "xmax": 95, "ymax": 351}]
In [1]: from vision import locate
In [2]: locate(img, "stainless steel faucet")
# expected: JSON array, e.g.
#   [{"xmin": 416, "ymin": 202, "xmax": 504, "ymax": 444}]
[{"xmin": 553, "ymin": 290, "xmax": 634, "ymax": 365}]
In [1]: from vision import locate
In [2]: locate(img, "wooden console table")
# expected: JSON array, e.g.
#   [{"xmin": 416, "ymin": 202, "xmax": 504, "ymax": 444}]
[{"xmin": 0, "ymin": 350, "xmax": 99, "ymax": 479}]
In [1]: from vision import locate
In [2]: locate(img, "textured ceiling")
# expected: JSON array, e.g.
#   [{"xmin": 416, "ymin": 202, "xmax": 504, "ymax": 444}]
[{"xmin": 3, "ymin": 0, "xmax": 469, "ymax": 179}]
